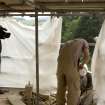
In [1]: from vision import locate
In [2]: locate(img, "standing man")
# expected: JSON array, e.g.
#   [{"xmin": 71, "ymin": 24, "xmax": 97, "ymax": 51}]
[{"xmin": 56, "ymin": 38, "xmax": 89, "ymax": 105}]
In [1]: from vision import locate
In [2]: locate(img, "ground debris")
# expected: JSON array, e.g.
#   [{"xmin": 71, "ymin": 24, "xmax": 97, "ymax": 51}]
[
  {"xmin": 20, "ymin": 91, "xmax": 56, "ymax": 105},
  {"xmin": 20, "ymin": 89, "xmax": 98, "ymax": 105},
  {"xmin": 8, "ymin": 95, "xmax": 26, "ymax": 105}
]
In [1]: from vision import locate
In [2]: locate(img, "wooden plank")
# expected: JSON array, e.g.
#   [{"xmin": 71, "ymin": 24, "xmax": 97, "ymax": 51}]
[
  {"xmin": 36, "ymin": 0, "xmax": 104, "ymax": 2},
  {"xmin": 36, "ymin": 0, "xmax": 65, "ymax": 1},
  {"xmin": 35, "ymin": 0, "xmax": 84, "ymax": 2},
  {"xmin": 8, "ymin": 95, "xmax": 25, "ymax": 105},
  {"xmin": 84, "ymin": 0, "xmax": 105, "ymax": 2},
  {"xmin": 35, "ymin": 1, "xmax": 105, "ymax": 12}
]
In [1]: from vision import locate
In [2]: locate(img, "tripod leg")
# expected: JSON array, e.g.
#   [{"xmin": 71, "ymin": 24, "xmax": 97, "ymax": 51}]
[{"xmin": 0, "ymin": 53, "xmax": 1, "ymax": 73}]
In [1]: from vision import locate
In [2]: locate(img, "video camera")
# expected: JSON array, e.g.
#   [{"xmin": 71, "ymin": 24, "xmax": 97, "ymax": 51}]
[{"xmin": 0, "ymin": 25, "xmax": 11, "ymax": 39}]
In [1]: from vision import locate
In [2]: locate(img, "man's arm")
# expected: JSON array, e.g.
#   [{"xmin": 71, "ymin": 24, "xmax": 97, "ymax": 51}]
[
  {"xmin": 82, "ymin": 47, "xmax": 90, "ymax": 65},
  {"xmin": 79, "ymin": 47, "xmax": 89, "ymax": 69}
]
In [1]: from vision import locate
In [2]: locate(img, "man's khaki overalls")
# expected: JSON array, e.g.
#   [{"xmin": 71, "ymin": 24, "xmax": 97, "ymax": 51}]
[{"xmin": 56, "ymin": 39, "xmax": 89, "ymax": 105}]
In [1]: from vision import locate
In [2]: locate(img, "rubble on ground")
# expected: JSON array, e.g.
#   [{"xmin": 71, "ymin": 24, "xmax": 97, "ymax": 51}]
[{"xmin": 20, "ymin": 72, "xmax": 96, "ymax": 105}]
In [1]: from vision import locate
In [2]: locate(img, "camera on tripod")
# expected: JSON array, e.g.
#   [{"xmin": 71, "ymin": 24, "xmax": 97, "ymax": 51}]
[{"xmin": 0, "ymin": 25, "xmax": 11, "ymax": 39}]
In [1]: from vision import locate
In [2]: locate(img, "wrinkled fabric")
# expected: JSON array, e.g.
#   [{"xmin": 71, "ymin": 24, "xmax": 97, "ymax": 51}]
[
  {"xmin": 0, "ymin": 17, "xmax": 62, "ymax": 94},
  {"xmin": 91, "ymin": 20, "xmax": 105, "ymax": 105}
]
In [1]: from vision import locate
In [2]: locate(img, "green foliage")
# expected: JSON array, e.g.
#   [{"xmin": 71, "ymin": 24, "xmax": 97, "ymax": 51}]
[
  {"xmin": 73, "ymin": 15, "xmax": 103, "ymax": 43},
  {"xmin": 61, "ymin": 16, "xmax": 80, "ymax": 42},
  {"xmin": 62, "ymin": 15, "xmax": 103, "ymax": 43},
  {"xmin": 73, "ymin": 15, "xmax": 103, "ymax": 59},
  {"xmin": 61, "ymin": 15, "xmax": 104, "ymax": 68}
]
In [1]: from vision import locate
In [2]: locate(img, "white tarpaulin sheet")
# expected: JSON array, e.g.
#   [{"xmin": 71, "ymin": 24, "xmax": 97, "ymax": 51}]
[
  {"xmin": 0, "ymin": 17, "xmax": 62, "ymax": 93},
  {"xmin": 91, "ymin": 20, "xmax": 105, "ymax": 105}
]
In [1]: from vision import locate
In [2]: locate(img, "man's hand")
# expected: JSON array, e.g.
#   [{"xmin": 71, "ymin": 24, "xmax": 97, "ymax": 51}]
[{"xmin": 79, "ymin": 64, "xmax": 84, "ymax": 70}]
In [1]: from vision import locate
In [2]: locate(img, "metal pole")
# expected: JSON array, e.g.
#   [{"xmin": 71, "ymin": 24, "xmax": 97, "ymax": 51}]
[{"xmin": 35, "ymin": 11, "xmax": 39, "ymax": 105}]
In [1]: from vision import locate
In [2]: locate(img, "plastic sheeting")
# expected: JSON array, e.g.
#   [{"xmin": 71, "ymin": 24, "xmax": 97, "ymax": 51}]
[
  {"xmin": 0, "ymin": 17, "xmax": 62, "ymax": 93},
  {"xmin": 91, "ymin": 20, "xmax": 105, "ymax": 105}
]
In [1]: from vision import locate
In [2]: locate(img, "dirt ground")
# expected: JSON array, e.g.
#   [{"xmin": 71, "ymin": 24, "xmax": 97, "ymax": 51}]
[
  {"xmin": 0, "ymin": 87, "xmax": 24, "ymax": 105},
  {"xmin": 0, "ymin": 87, "xmax": 56, "ymax": 105},
  {"xmin": 0, "ymin": 87, "xmax": 94, "ymax": 105}
]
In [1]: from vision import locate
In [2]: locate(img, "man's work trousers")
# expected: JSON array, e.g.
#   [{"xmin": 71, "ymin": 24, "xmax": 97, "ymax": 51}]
[{"xmin": 56, "ymin": 67, "xmax": 81, "ymax": 105}]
